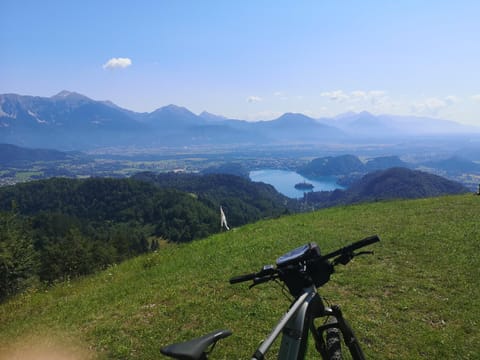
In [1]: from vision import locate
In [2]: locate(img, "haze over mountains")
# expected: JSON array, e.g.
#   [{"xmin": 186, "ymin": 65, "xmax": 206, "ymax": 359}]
[{"xmin": 1, "ymin": 91, "xmax": 478, "ymax": 150}]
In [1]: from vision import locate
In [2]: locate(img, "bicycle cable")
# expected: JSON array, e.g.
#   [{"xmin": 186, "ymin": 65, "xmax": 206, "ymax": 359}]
[
  {"xmin": 276, "ymin": 279, "xmax": 294, "ymax": 302},
  {"xmin": 321, "ymin": 295, "xmax": 334, "ymax": 325},
  {"xmin": 265, "ymin": 277, "xmax": 293, "ymax": 302}
]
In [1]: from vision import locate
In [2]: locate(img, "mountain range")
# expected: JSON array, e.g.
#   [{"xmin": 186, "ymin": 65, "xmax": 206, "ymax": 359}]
[{"xmin": 1, "ymin": 91, "xmax": 478, "ymax": 150}]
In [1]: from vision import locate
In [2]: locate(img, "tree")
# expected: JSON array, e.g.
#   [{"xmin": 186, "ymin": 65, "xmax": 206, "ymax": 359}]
[
  {"xmin": 0, "ymin": 212, "xmax": 39, "ymax": 301},
  {"xmin": 38, "ymin": 228, "xmax": 93, "ymax": 283}
]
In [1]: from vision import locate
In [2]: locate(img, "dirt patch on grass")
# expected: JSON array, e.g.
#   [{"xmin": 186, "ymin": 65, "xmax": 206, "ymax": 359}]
[{"xmin": 0, "ymin": 334, "xmax": 94, "ymax": 360}]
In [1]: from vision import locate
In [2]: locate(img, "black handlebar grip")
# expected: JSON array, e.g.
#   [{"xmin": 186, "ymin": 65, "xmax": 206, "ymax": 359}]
[
  {"xmin": 323, "ymin": 234, "xmax": 380, "ymax": 260},
  {"xmin": 229, "ymin": 273, "xmax": 257, "ymax": 284},
  {"xmin": 348, "ymin": 235, "xmax": 380, "ymax": 251}
]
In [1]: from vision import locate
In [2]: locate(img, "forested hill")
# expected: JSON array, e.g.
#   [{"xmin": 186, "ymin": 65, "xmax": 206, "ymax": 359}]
[
  {"xmin": 305, "ymin": 167, "xmax": 469, "ymax": 207},
  {"xmin": 349, "ymin": 167, "xmax": 469, "ymax": 199},
  {"xmin": 0, "ymin": 143, "xmax": 78, "ymax": 164},
  {"xmin": 0, "ymin": 175, "xmax": 290, "ymax": 236},
  {"xmin": 298, "ymin": 154, "xmax": 365, "ymax": 177},
  {"xmin": 0, "ymin": 175, "xmax": 290, "ymax": 295},
  {"xmin": 132, "ymin": 172, "xmax": 294, "ymax": 224},
  {"xmin": 0, "ymin": 178, "xmax": 217, "ymax": 289}
]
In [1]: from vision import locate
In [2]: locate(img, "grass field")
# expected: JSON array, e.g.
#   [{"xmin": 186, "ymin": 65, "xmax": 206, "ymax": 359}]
[{"xmin": 0, "ymin": 194, "xmax": 479, "ymax": 359}]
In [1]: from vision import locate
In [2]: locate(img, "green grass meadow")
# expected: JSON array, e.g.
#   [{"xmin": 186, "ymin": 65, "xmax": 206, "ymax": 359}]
[{"xmin": 1, "ymin": 195, "xmax": 479, "ymax": 359}]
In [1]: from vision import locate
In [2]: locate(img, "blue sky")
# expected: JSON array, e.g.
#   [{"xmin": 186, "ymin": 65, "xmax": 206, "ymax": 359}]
[{"xmin": 1, "ymin": 1, "xmax": 480, "ymax": 124}]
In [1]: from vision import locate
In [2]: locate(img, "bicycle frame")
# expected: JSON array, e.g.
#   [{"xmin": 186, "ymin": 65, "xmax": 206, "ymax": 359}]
[
  {"xmin": 251, "ymin": 285, "xmax": 365, "ymax": 360},
  {"xmin": 251, "ymin": 285, "xmax": 320, "ymax": 360}
]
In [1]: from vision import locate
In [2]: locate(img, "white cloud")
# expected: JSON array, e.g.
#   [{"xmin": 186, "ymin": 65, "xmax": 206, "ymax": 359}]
[
  {"xmin": 321, "ymin": 90, "xmax": 387, "ymax": 104},
  {"xmin": 368, "ymin": 90, "xmax": 387, "ymax": 100},
  {"xmin": 103, "ymin": 57, "xmax": 132, "ymax": 69},
  {"xmin": 472, "ymin": 94, "xmax": 480, "ymax": 102},
  {"xmin": 349, "ymin": 90, "xmax": 388, "ymax": 106},
  {"xmin": 320, "ymin": 90, "xmax": 349, "ymax": 101},
  {"xmin": 366, "ymin": 91, "xmax": 388, "ymax": 106},
  {"xmin": 411, "ymin": 97, "xmax": 447, "ymax": 115},
  {"xmin": 369, "ymin": 90, "xmax": 386, "ymax": 97},
  {"xmin": 445, "ymin": 95, "xmax": 459, "ymax": 104},
  {"xmin": 273, "ymin": 91, "xmax": 289, "ymax": 100},
  {"xmin": 351, "ymin": 90, "xmax": 367, "ymax": 99},
  {"xmin": 320, "ymin": 90, "xmax": 389, "ymax": 113},
  {"xmin": 246, "ymin": 96, "xmax": 262, "ymax": 103},
  {"xmin": 425, "ymin": 97, "xmax": 446, "ymax": 109}
]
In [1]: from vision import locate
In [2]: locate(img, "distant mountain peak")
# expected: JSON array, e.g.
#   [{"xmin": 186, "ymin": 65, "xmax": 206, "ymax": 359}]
[
  {"xmin": 153, "ymin": 104, "xmax": 195, "ymax": 116},
  {"xmin": 199, "ymin": 111, "xmax": 227, "ymax": 121},
  {"xmin": 53, "ymin": 90, "xmax": 74, "ymax": 98},
  {"xmin": 147, "ymin": 104, "xmax": 202, "ymax": 127},
  {"xmin": 51, "ymin": 90, "xmax": 90, "ymax": 101},
  {"xmin": 276, "ymin": 112, "xmax": 315, "ymax": 122},
  {"xmin": 164, "ymin": 104, "xmax": 182, "ymax": 110},
  {"xmin": 164, "ymin": 104, "xmax": 188, "ymax": 111},
  {"xmin": 280, "ymin": 112, "xmax": 309, "ymax": 117},
  {"xmin": 358, "ymin": 110, "xmax": 374, "ymax": 116}
]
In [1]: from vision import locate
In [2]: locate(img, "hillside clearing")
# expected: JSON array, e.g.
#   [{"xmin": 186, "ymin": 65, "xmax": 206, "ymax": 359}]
[{"xmin": 1, "ymin": 194, "xmax": 479, "ymax": 359}]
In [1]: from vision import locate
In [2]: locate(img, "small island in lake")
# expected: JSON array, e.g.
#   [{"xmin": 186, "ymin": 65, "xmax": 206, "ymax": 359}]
[{"xmin": 294, "ymin": 181, "xmax": 314, "ymax": 190}]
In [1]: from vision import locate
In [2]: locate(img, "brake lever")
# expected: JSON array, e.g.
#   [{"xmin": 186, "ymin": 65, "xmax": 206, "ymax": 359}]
[
  {"xmin": 249, "ymin": 275, "xmax": 277, "ymax": 289},
  {"xmin": 249, "ymin": 280, "xmax": 261, "ymax": 289},
  {"xmin": 333, "ymin": 250, "xmax": 374, "ymax": 266},
  {"xmin": 333, "ymin": 253, "xmax": 354, "ymax": 266}
]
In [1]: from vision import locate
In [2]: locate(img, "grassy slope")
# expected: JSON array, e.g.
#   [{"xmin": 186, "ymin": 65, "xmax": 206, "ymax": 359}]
[{"xmin": 0, "ymin": 194, "xmax": 479, "ymax": 359}]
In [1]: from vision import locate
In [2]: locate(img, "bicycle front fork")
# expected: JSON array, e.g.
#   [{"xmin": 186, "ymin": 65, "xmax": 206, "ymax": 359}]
[{"xmin": 313, "ymin": 305, "xmax": 367, "ymax": 360}]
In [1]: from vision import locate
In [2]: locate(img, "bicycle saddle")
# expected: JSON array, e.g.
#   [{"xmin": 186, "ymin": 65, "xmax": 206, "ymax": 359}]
[{"xmin": 160, "ymin": 329, "xmax": 232, "ymax": 360}]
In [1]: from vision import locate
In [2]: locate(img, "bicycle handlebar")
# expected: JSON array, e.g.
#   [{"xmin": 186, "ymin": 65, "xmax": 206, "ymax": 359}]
[
  {"xmin": 229, "ymin": 235, "xmax": 380, "ymax": 286},
  {"xmin": 322, "ymin": 235, "xmax": 380, "ymax": 260},
  {"xmin": 229, "ymin": 265, "xmax": 276, "ymax": 285},
  {"xmin": 229, "ymin": 273, "xmax": 257, "ymax": 284}
]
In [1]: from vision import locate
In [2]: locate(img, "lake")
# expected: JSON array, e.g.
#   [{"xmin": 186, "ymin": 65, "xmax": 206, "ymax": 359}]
[{"xmin": 249, "ymin": 169, "xmax": 345, "ymax": 199}]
